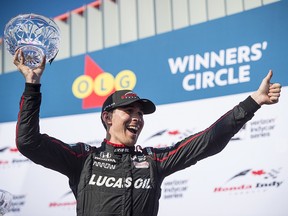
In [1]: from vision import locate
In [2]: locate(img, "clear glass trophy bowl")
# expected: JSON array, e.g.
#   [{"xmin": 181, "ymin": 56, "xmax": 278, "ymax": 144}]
[
  {"xmin": 0, "ymin": 189, "xmax": 13, "ymax": 215},
  {"xmin": 4, "ymin": 13, "xmax": 60, "ymax": 68}
]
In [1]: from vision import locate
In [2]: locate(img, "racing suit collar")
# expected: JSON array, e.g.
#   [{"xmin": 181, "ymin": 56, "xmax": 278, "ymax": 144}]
[{"xmin": 104, "ymin": 139, "xmax": 135, "ymax": 154}]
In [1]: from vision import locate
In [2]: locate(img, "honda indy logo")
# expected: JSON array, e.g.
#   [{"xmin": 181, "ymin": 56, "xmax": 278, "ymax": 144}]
[{"xmin": 88, "ymin": 174, "xmax": 151, "ymax": 189}]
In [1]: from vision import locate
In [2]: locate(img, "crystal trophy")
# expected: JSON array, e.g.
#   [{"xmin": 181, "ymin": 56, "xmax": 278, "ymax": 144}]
[
  {"xmin": 0, "ymin": 189, "xmax": 13, "ymax": 216},
  {"xmin": 4, "ymin": 13, "xmax": 60, "ymax": 68}
]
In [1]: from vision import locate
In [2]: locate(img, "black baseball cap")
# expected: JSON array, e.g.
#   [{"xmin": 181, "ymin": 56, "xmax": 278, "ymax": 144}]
[{"xmin": 102, "ymin": 90, "xmax": 156, "ymax": 114}]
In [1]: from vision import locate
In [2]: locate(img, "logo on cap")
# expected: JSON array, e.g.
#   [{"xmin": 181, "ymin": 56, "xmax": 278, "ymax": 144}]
[{"xmin": 121, "ymin": 92, "xmax": 139, "ymax": 99}]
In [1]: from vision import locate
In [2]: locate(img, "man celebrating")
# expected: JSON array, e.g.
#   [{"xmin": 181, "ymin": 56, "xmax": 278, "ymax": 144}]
[{"xmin": 14, "ymin": 49, "xmax": 281, "ymax": 216}]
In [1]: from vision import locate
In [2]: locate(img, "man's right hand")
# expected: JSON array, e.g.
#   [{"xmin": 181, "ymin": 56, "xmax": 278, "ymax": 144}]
[{"xmin": 13, "ymin": 49, "xmax": 46, "ymax": 84}]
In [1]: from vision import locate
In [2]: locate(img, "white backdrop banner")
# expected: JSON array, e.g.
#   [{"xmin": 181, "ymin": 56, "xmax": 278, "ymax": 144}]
[{"xmin": 1, "ymin": 90, "xmax": 287, "ymax": 216}]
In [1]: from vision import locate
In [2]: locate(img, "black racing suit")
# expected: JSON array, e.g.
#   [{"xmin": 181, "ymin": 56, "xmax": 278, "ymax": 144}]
[{"xmin": 16, "ymin": 83, "xmax": 260, "ymax": 216}]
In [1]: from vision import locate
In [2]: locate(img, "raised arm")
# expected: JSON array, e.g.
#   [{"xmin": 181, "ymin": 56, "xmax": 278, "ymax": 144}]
[
  {"xmin": 14, "ymin": 50, "xmax": 88, "ymax": 180},
  {"xmin": 153, "ymin": 70, "xmax": 281, "ymax": 178}
]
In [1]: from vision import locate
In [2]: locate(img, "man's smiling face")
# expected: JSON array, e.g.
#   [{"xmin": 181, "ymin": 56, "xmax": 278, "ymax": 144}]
[{"xmin": 105, "ymin": 102, "xmax": 144, "ymax": 146}]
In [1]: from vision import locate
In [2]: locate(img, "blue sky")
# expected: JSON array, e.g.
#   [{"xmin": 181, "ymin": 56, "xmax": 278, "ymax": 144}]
[{"xmin": 1, "ymin": 0, "xmax": 96, "ymax": 38}]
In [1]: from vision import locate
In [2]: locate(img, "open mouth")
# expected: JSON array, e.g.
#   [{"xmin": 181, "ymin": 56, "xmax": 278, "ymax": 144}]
[{"xmin": 127, "ymin": 126, "xmax": 139, "ymax": 135}]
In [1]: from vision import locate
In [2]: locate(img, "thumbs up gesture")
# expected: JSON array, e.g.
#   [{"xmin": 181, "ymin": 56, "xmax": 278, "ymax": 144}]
[{"xmin": 251, "ymin": 70, "xmax": 282, "ymax": 105}]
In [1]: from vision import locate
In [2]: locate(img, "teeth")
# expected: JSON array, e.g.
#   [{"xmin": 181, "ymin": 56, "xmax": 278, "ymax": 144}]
[
  {"xmin": 127, "ymin": 126, "xmax": 139, "ymax": 133},
  {"xmin": 128, "ymin": 126, "xmax": 138, "ymax": 130}
]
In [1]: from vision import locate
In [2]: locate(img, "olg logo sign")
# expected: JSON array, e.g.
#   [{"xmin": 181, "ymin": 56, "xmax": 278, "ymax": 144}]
[
  {"xmin": 72, "ymin": 55, "xmax": 137, "ymax": 109},
  {"xmin": 72, "ymin": 71, "xmax": 136, "ymax": 98}
]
